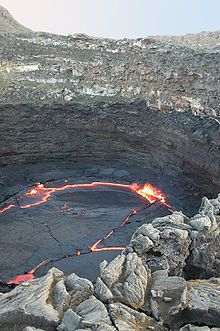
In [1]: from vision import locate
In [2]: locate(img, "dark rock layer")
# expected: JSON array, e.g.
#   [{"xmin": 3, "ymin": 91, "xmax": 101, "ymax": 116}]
[{"xmin": 0, "ymin": 101, "xmax": 219, "ymax": 193}]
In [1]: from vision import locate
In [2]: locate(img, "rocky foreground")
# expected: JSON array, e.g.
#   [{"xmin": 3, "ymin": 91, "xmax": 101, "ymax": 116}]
[{"xmin": 0, "ymin": 193, "xmax": 219, "ymax": 331}]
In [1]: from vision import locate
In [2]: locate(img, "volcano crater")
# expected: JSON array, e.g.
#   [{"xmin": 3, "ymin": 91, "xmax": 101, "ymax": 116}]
[{"xmin": 0, "ymin": 101, "xmax": 220, "ymax": 285}]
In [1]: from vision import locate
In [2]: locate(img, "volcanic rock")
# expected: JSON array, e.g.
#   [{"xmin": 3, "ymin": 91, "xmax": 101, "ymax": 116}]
[
  {"xmin": 152, "ymin": 30, "xmax": 220, "ymax": 49},
  {"xmin": 57, "ymin": 309, "xmax": 81, "ymax": 331},
  {"xmin": 100, "ymin": 255, "xmax": 126, "ymax": 288},
  {"xmin": 116, "ymin": 252, "xmax": 149, "ymax": 309},
  {"xmin": 0, "ymin": 268, "xmax": 64, "ymax": 330},
  {"xmin": 0, "ymin": 5, "xmax": 31, "ymax": 33},
  {"xmin": 150, "ymin": 270, "xmax": 187, "ymax": 324},
  {"xmin": 179, "ymin": 325, "xmax": 220, "ymax": 331},
  {"xmin": 114, "ymin": 169, "xmax": 130, "ymax": 179},
  {"xmin": 130, "ymin": 212, "xmax": 192, "ymax": 275},
  {"xmin": 164, "ymin": 278, "xmax": 220, "ymax": 329},
  {"xmin": 53, "ymin": 279, "xmax": 70, "ymax": 318},
  {"xmin": 0, "ymin": 195, "xmax": 220, "ymax": 330},
  {"xmin": 181, "ymin": 279, "xmax": 220, "ymax": 327},
  {"xmin": 0, "ymin": 6, "xmax": 219, "ymax": 119},
  {"xmin": 0, "ymin": 6, "xmax": 220, "ymax": 331},
  {"xmin": 0, "ymin": 8, "xmax": 220, "ymax": 197},
  {"xmin": 130, "ymin": 231, "xmax": 154, "ymax": 255},
  {"xmin": 108, "ymin": 302, "xmax": 168, "ymax": 331},
  {"xmin": 65, "ymin": 273, "xmax": 94, "ymax": 310},
  {"xmin": 131, "ymin": 223, "xmax": 160, "ymax": 243},
  {"xmin": 100, "ymin": 252, "xmax": 150, "ymax": 310},
  {"xmin": 184, "ymin": 195, "xmax": 220, "ymax": 279},
  {"xmin": 75, "ymin": 295, "xmax": 112, "ymax": 328},
  {"xmin": 95, "ymin": 277, "xmax": 113, "ymax": 303},
  {"xmin": 23, "ymin": 328, "xmax": 46, "ymax": 331}
]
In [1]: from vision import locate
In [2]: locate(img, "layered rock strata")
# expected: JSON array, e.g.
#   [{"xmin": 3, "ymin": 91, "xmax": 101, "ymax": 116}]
[
  {"xmin": 0, "ymin": 28, "xmax": 219, "ymax": 117},
  {"xmin": 0, "ymin": 102, "xmax": 220, "ymax": 193}
]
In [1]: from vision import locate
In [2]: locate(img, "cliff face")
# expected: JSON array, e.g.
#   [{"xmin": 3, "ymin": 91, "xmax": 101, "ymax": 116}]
[
  {"xmin": 0, "ymin": 30, "xmax": 219, "ymax": 117},
  {"xmin": 0, "ymin": 7, "xmax": 219, "ymax": 192},
  {"xmin": 0, "ymin": 6, "xmax": 31, "ymax": 33},
  {"xmin": 0, "ymin": 102, "xmax": 220, "ymax": 192},
  {"xmin": 0, "ymin": 6, "xmax": 219, "ymax": 117}
]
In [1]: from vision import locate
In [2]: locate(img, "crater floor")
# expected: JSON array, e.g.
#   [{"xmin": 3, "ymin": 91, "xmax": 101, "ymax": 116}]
[{"xmin": 0, "ymin": 163, "xmax": 201, "ymax": 284}]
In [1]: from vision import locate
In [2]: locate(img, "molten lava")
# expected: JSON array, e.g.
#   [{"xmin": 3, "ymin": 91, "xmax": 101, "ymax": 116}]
[
  {"xmin": 7, "ymin": 181, "xmax": 170, "ymax": 209},
  {"xmin": 6, "ymin": 260, "xmax": 47, "ymax": 285},
  {"xmin": 0, "ymin": 204, "xmax": 15, "ymax": 214},
  {"xmin": 0, "ymin": 180, "xmax": 171, "ymax": 285}
]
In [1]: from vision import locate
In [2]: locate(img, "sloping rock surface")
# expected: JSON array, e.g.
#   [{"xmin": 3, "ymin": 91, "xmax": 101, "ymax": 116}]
[{"xmin": 0, "ymin": 5, "xmax": 31, "ymax": 33}]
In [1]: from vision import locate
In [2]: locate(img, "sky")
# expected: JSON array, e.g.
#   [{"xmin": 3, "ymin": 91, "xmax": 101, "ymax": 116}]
[{"xmin": 1, "ymin": 0, "xmax": 219, "ymax": 38}]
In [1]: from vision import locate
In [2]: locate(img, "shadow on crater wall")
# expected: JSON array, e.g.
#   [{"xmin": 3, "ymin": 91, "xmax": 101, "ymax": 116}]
[{"xmin": 0, "ymin": 100, "xmax": 219, "ymax": 195}]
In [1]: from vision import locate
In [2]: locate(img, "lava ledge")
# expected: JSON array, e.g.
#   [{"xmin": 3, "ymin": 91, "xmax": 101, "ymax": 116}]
[{"xmin": 0, "ymin": 194, "xmax": 220, "ymax": 331}]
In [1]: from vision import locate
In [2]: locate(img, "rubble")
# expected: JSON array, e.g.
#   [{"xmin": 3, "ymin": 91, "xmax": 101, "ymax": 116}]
[{"xmin": 0, "ymin": 194, "xmax": 219, "ymax": 330}]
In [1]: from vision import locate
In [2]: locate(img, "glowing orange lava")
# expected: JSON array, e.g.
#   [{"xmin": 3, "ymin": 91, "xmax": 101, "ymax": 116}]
[
  {"xmin": 14, "ymin": 181, "xmax": 170, "ymax": 210},
  {"xmin": 0, "ymin": 204, "xmax": 15, "ymax": 214},
  {"xmin": 0, "ymin": 181, "xmax": 171, "ymax": 285},
  {"xmin": 7, "ymin": 260, "xmax": 47, "ymax": 285}
]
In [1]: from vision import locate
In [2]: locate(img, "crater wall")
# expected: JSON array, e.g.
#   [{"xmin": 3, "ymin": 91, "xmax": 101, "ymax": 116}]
[{"xmin": 0, "ymin": 101, "xmax": 219, "ymax": 192}]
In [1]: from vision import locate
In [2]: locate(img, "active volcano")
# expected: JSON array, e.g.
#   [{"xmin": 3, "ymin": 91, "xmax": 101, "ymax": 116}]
[
  {"xmin": 0, "ymin": 4, "xmax": 219, "ymax": 288},
  {"xmin": 0, "ymin": 177, "xmax": 173, "ymax": 285},
  {"xmin": 0, "ymin": 6, "xmax": 220, "ymax": 331}
]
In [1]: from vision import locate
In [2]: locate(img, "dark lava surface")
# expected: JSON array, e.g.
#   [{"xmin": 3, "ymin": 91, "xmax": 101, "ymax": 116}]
[{"xmin": 0, "ymin": 162, "xmax": 202, "ymax": 283}]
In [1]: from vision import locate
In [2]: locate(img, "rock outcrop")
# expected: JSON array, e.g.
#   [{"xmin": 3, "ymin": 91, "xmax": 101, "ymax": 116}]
[
  {"xmin": 0, "ymin": 193, "xmax": 219, "ymax": 330},
  {"xmin": 184, "ymin": 195, "xmax": 220, "ymax": 279},
  {"xmin": 130, "ymin": 212, "xmax": 192, "ymax": 275},
  {"xmin": 0, "ymin": 268, "xmax": 63, "ymax": 330},
  {"xmin": 0, "ymin": 7, "xmax": 219, "ymax": 117},
  {"xmin": 152, "ymin": 30, "xmax": 220, "ymax": 49},
  {"xmin": 0, "ymin": 5, "xmax": 31, "ymax": 33}
]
